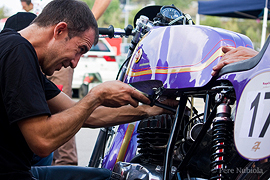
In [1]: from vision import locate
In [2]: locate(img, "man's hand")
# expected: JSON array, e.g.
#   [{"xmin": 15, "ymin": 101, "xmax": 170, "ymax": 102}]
[
  {"xmin": 147, "ymin": 98, "xmax": 179, "ymax": 116},
  {"xmin": 211, "ymin": 46, "xmax": 258, "ymax": 76},
  {"xmin": 89, "ymin": 80, "xmax": 151, "ymax": 108}
]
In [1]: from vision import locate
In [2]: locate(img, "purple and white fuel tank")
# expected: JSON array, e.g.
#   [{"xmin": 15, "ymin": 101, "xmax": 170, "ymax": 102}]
[{"xmin": 123, "ymin": 25, "xmax": 253, "ymax": 90}]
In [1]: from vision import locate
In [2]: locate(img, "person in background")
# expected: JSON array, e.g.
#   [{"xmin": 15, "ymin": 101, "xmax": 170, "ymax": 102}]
[
  {"xmin": 92, "ymin": 0, "xmax": 112, "ymax": 20},
  {"xmin": 49, "ymin": 0, "xmax": 112, "ymax": 166},
  {"xmin": 20, "ymin": 0, "xmax": 34, "ymax": 12},
  {"xmin": 3, "ymin": 12, "xmax": 36, "ymax": 31}
]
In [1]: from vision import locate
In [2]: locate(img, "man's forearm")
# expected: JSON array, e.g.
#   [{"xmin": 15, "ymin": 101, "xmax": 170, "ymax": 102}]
[
  {"xmin": 92, "ymin": 0, "xmax": 112, "ymax": 20},
  {"xmin": 83, "ymin": 102, "xmax": 174, "ymax": 128},
  {"xmin": 83, "ymin": 105, "xmax": 149, "ymax": 128}
]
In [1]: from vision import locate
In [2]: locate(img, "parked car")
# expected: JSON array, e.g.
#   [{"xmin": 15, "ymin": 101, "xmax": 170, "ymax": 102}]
[{"xmin": 72, "ymin": 38, "xmax": 119, "ymax": 98}]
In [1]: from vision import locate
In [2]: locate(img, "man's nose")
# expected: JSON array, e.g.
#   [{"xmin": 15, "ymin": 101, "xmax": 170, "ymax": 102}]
[{"xmin": 70, "ymin": 54, "xmax": 81, "ymax": 68}]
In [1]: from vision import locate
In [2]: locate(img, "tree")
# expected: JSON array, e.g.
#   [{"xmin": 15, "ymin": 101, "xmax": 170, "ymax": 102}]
[
  {"xmin": 82, "ymin": 0, "xmax": 124, "ymax": 28},
  {"xmin": 0, "ymin": 6, "xmax": 9, "ymax": 19},
  {"xmin": 96, "ymin": 0, "xmax": 123, "ymax": 28},
  {"xmin": 200, "ymin": 16, "xmax": 222, "ymax": 28},
  {"xmin": 81, "ymin": 0, "xmax": 194, "ymax": 28},
  {"xmin": 153, "ymin": 0, "xmax": 192, "ymax": 10},
  {"xmin": 200, "ymin": 16, "xmax": 265, "ymax": 50}
]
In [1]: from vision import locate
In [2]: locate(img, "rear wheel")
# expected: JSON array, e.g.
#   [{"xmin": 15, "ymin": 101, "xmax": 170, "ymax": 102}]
[{"xmin": 88, "ymin": 128, "xmax": 108, "ymax": 168}]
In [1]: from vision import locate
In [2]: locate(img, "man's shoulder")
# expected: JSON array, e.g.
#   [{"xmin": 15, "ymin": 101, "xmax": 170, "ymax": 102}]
[
  {"xmin": 0, "ymin": 29, "xmax": 34, "ymax": 57},
  {"xmin": 1, "ymin": 28, "xmax": 21, "ymax": 38},
  {"xmin": 0, "ymin": 28, "xmax": 28, "ymax": 44}
]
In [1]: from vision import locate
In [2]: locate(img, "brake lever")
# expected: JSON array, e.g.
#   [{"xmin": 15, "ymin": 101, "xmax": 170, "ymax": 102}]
[
  {"xmin": 153, "ymin": 101, "xmax": 176, "ymax": 113},
  {"xmin": 129, "ymin": 80, "xmax": 176, "ymax": 112}
]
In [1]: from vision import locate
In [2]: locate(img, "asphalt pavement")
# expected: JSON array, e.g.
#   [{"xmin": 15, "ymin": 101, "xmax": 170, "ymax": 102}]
[
  {"xmin": 76, "ymin": 127, "xmax": 100, "ymax": 167},
  {"xmin": 72, "ymin": 98, "xmax": 100, "ymax": 167}
]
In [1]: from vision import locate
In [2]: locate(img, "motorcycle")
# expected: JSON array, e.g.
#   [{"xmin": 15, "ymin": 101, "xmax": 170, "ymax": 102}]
[{"xmin": 89, "ymin": 4, "xmax": 270, "ymax": 180}]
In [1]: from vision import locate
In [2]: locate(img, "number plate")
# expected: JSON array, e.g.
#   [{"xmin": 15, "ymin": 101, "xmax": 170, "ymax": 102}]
[{"xmin": 235, "ymin": 71, "xmax": 270, "ymax": 161}]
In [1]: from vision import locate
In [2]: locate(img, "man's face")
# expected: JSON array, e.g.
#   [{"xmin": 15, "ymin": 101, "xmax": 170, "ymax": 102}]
[
  {"xmin": 21, "ymin": 2, "xmax": 33, "ymax": 12},
  {"xmin": 41, "ymin": 28, "xmax": 96, "ymax": 76}
]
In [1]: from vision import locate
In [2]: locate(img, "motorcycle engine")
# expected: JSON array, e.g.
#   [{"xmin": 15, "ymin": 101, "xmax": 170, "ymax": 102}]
[
  {"xmin": 111, "ymin": 114, "xmax": 180, "ymax": 180},
  {"xmin": 111, "ymin": 112, "xmax": 212, "ymax": 180}
]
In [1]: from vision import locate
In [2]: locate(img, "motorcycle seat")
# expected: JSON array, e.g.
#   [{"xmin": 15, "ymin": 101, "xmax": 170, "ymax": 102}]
[{"xmin": 218, "ymin": 35, "xmax": 270, "ymax": 77}]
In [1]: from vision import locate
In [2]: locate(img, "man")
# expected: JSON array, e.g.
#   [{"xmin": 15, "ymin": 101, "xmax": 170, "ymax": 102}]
[
  {"xmin": 0, "ymin": 0, "xmax": 174, "ymax": 179},
  {"xmin": 3, "ymin": 11, "xmax": 54, "ymax": 167},
  {"xmin": 20, "ymin": 0, "xmax": 34, "ymax": 12},
  {"xmin": 18, "ymin": 0, "xmax": 112, "ymax": 167},
  {"xmin": 49, "ymin": 0, "xmax": 112, "ymax": 166}
]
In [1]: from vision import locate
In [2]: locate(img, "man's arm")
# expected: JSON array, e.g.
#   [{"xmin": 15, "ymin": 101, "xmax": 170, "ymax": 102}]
[
  {"xmin": 83, "ymin": 101, "xmax": 177, "ymax": 128},
  {"xmin": 17, "ymin": 80, "xmax": 150, "ymax": 157},
  {"xmin": 92, "ymin": 0, "xmax": 112, "ymax": 20},
  {"xmin": 211, "ymin": 46, "xmax": 258, "ymax": 76}
]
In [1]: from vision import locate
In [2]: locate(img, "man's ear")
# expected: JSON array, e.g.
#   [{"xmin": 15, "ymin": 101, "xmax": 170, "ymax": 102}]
[{"xmin": 53, "ymin": 22, "xmax": 68, "ymax": 39}]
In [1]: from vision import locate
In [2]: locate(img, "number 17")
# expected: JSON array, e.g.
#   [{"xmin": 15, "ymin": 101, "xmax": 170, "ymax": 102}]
[{"xmin": 249, "ymin": 92, "xmax": 270, "ymax": 138}]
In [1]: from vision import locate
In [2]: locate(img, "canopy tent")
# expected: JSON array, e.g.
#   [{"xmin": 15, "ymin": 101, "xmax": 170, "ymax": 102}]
[{"xmin": 197, "ymin": 0, "xmax": 269, "ymax": 49}]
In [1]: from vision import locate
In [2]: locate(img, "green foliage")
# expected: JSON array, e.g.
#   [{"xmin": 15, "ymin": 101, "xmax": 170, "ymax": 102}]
[
  {"xmin": 82, "ymin": 0, "xmax": 123, "ymax": 28},
  {"xmin": 96, "ymin": 0, "xmax": 123, "ymax": 28},
  {"xmin": 128, "ymin": 5, "xmax": 144, "ymax": 27},
  {"xmin": 82, "ymin": 0, "xmax": 95, "ymax": 8},
  {"xmin": 0, "ymin": 6, "xmax": 9, "ymax": 19},
  {"xmin": 200, "ymin": 15, "xmax": 267, "ymax": 50},
  {"xmin": 151, "ymin": 0, "xmax": 192, "ymax": 10},
  {"xmin": 237, "ymin": 19, "xmax": 262, "ymax": 44},
  {"xmin": 130, "ymin": 0, "xmax": 192, "ymax": 9},
  {"xmin": 223, "ymin": 19, "xmax": 240, "ymax": 33},
  {"xmin": 81, "ymin": 0, "xmax": 193, "ymax": 29},
  {"xmin": 200, "ymin": 16, "xmax": 221, "ymax": 28}
]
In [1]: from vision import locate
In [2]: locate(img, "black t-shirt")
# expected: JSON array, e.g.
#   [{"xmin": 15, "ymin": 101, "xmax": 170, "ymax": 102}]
[{"xmin": 0, "ymin": 29, "xmax": 60, "ymax": 179}]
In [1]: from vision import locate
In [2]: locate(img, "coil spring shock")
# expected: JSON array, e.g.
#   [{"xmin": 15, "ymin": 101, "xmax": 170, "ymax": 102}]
[{"xmin": 210, "ymin": 95, "xmax": 234, "ymax": 180}]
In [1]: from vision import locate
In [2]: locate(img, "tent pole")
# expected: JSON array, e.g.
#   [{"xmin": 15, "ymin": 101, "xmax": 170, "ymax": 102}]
[
  {"xmin": 261, "ymin": 0, "xmax": 268, "ymax": 49},
  {"xmin": 196, "ymin": 14, "xmax": 200, "ymax": 25},
  {"xmin": 196, "ymin": 1, "xmax": 200, "ymax": 25}
]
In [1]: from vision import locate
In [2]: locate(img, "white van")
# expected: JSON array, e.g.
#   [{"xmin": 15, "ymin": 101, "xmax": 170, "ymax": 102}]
[{"xmin": 72, "ymin": 38, "xmax": 119, "ymax": 98}]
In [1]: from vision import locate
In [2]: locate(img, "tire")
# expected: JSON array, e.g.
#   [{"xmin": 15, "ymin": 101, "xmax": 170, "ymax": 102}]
[
  {"xmin": 88, "ymin": 128, "xmax": 108, "ymax": 168},
  {"xmin": 88, "ymin": 126, "xmax": 117, "ymax": 168},
  {"xmin": 79, "ymin": 84, "xmax": 88, "ymax": 99}
]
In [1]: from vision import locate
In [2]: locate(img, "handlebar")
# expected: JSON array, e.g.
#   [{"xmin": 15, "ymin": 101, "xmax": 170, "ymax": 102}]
[
  {"xmin": 98, "ymin": 25, "xmax": 115, "ymax": 38},
  {"xmin": 98, "ymin": 24, "xmax": 134, "ymax": 38}
]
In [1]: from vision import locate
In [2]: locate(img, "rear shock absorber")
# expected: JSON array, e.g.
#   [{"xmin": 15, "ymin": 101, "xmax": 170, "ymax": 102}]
[{"xmin": 210, "ymin": 93, "xmax": 234, "ymax": 180}]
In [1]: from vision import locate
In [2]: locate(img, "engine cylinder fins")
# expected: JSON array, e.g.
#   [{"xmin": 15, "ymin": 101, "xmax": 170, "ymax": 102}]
[
  {"xmin": 137, "ymin": 114, "xmax": 176, "ymax": 165},
  {"xmin": 138, "ymin": 114, "xmax": 174, "ymax": 132}
]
